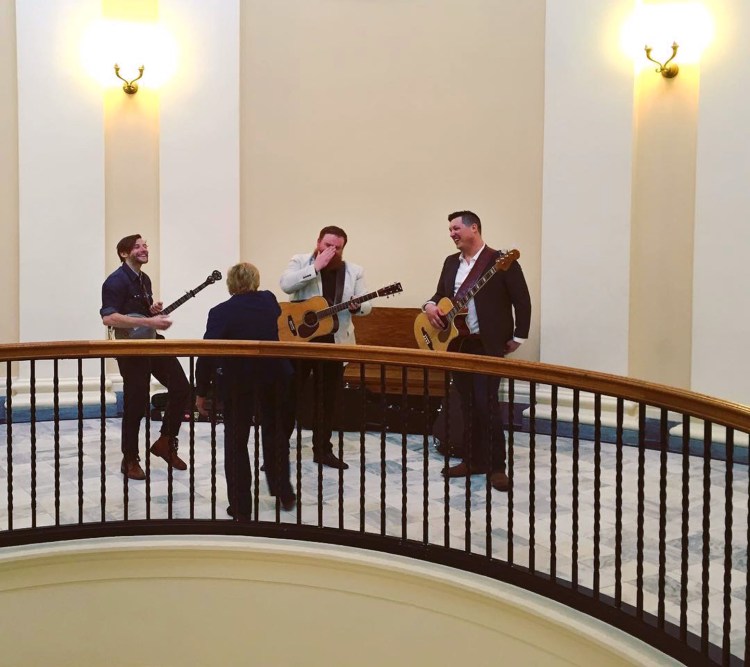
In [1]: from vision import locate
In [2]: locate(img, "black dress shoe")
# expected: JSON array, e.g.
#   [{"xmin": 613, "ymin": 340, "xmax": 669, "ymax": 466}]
[
  {"xmin": 226, "ymin": 505, "xmax": 251, "ymax": 520},
  {"xmin": 441, "ymin": 462, "xmax": 489, "ymax": 478},
  {"xmin": 313, "ymin": 451, "xmax": 349, "ymax": 470},
  {"xmin": 279, "ymin": 490, "xmax": 296, "ymax": 512}
]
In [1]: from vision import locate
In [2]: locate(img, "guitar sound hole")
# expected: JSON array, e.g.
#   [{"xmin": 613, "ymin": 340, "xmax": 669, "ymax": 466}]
[{"xmin": 303, "ymin": 312, "xmax": 318, "ymax": 327}]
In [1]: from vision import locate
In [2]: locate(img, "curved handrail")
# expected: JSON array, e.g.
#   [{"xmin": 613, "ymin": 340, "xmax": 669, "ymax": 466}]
[
  {"xmin": 1, "ymin": 339, "xmax": 748, "ymax": 432},
  {"xmin": 1, "ymin": 339, "xmax": 747, "ymax": 664}
]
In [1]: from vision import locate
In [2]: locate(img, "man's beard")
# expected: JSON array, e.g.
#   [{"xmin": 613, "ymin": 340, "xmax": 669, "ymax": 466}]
[{"xmin": 324, "ymin": 254, "xmax": 344, "ymax": 271}]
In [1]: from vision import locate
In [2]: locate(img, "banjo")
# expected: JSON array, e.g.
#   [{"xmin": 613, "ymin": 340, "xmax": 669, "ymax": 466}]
[{"xmin": 110, "ymin": 270, "xmax": 222, "ymax": 340}]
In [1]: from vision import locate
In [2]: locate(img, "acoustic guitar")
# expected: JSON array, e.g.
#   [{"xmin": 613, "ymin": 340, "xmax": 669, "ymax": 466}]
[
  {"xmin": 413, "ymin": 250, "xmax": 520, "ymax": 352},
  {"xmin": 278, "ymin": 282, "xmax": 403, "ymax": 342},
  {"xmin": 110, "ymin": 270, "xmax": 222, "ymax": 340}
]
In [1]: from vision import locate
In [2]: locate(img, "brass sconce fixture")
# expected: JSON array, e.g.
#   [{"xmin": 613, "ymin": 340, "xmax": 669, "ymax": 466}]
[
  {"xmin": 114, "ymin": 64, "xmax": 144, "ymax": 94},
  {"xmin": 644, "ymin": 42, "xmax": 680, "ymax": 78}
]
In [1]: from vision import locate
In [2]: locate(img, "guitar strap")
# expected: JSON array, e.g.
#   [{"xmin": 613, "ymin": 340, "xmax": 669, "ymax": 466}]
[{"xmin": 453, "ymin": 246, "xmax": 498, "ymax": 303}]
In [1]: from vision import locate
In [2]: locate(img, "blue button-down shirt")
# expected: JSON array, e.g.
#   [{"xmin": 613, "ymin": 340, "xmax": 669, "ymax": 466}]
[{"xmin": 100, "ymin": 264, "xmax": 153, "ymax": 318}]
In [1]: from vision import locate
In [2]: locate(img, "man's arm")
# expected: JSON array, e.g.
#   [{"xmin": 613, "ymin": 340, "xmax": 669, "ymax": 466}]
[
  {"xmin": 423, "ymin": 256, "xmax": 453, "ymax": 329},
  {"xmin": 507, "ymin": 262, "xmax": 531, "ymax": 340},
  {"xmin": 279, "ymin": 254, "xmax": 318, "ymax": 294},
  {"xmin": 349, "ymin": 265, "xmax": 372, "ymax": 316},
  {"xmin": 100, "ymin": 273, "xmax": 172, "ymax": 331},
  {"xmin": 102, "ymin": 311, "xmax": 172, "ymax": 331},
  {"xmin": 500, "ymin": 261, "xmax": 531, "ymax": 354},
  {"xmin": 195, "ymin": 306, "xmax": 225, "ymax": 415}
]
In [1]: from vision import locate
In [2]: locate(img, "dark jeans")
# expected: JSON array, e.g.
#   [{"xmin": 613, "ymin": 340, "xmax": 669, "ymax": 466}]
[
  {"xmin": 452, "ymin": 338, "xmax": 506, "ymax": 472},
  {"xmin": 223, "ymin": 379, "xmax": 293, "ymax": 515},
  {"xmin": 117, "ymin": 356, "xmax": 190, "ymax": 460},
  {"xmin": 294, "ymin": 358, "xmax": 344, "ymax": 456}
]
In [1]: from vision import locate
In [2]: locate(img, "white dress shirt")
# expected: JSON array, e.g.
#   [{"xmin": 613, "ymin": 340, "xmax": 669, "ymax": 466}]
[{"xmin": 453, "ymin": 245, "xmax": 485, "ymax": 334}]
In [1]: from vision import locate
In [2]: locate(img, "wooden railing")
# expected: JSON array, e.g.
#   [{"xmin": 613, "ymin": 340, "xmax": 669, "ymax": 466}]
[{"xmin": 1, "ymin": 340, "xmax": 749, "ymax": 665}]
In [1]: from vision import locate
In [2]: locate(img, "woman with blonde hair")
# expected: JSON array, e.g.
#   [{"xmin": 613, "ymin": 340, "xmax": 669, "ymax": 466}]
[{"xmin": 196, "ymin": 262, "xmax": 295, "ymax": 517}]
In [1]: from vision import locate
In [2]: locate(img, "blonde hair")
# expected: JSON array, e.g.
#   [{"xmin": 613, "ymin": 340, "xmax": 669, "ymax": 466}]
[{"xmin": 226, "ymin": 262, "xmax": 260, "ymax": 295}]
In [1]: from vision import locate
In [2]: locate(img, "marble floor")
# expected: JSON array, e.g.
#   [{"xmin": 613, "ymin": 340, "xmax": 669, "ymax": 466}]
[{"xmin": 0, "ymin": 418, "xmax": 747, "ymax": 660}]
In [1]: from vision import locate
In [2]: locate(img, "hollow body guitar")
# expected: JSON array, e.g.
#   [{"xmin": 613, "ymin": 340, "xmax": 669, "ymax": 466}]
[
  {"xmin": 111, "ymin": 270, "xmax": 222, "ymax": 340},
  {"xmin": 413, "ymin": 250, "xmax": 520, "ymax": 352},
  {"xmin": 278, "ymin": 282, "xmax": 403, "ymax": 342}
]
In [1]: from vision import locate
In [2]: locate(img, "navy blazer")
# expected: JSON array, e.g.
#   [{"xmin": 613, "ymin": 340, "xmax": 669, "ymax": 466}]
[
  {"xmin": 195, "ymin": 290, "xmax": 292, "ymax": 396},
  {"xmin": 429, "ymin": 247, "xmax": 532, "ymax": 357}
]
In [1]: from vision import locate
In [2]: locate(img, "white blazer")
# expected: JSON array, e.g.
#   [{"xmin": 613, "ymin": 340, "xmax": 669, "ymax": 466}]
[{"xmin": 279, "ymin": 252, "xmax": 371, "ymax": 345}]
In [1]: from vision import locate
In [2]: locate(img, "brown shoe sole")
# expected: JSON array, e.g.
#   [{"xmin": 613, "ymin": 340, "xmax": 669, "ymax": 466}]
[{"xmin": 120, "ymin": 461, "xmax": 146, "ymax": 481}]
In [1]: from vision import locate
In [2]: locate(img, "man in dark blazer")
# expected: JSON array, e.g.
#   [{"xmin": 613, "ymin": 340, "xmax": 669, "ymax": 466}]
[
  {"xmin": 196, "ymin": 262, "xmax": 295, "ymax": 518},
  {"xmin": 423, "ymin": 210, "xmax": 531, "ymax": 491}
]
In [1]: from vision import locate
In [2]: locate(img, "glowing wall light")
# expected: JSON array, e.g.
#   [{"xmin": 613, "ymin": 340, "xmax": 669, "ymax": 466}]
[
  {"xmin": 621, "ymin": 2, "xmax": 714, "ymax": 77},
  {"xmin": 80, "ymin": 19, "xmax": 179, "ymax": 93}
]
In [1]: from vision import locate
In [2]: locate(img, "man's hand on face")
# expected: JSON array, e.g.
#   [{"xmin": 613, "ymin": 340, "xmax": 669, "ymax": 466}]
[{"xmin": 313, "ymin": 246, "xmax": 338, "ymax": 272}]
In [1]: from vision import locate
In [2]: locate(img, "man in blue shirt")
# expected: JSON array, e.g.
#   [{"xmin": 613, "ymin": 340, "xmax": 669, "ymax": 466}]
[{"xmin": 100, "ymin": 234, "xmax": 190, "ymax": 480}]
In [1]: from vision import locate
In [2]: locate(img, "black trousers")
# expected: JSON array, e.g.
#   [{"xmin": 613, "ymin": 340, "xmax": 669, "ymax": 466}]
[
  {"xmin": 452, "ymin": 338, "xmax": 506, "ymax": 472},
  {"xmin": 117, "ymin": 356, "xmax": 190, "ymax": 460},
  {"xmin": 223, "ymin": 379, "xmax": 293, "ymax": 515},
  {"xmin": 293, "ymin": 359, "xmax": 344, "ymax": 456}
]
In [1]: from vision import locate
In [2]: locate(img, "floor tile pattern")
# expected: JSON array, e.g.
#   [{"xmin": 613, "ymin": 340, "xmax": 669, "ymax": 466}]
[{"xmin": 1, "ymin": 419, "xmax": 747, "ymax": 660}]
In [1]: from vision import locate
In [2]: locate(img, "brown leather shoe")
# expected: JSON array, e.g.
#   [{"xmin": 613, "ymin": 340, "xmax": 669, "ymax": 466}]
[
  {"xmin": 441, "ymin": 461, "xmax": 488, "ymax": 478},
  {"xmin": 121, "ymin": 457, "xmax": 146, "ymax": 481},
  {"xmin": 490, "ymin": 471, "xmax": 510, "ymax": 492},
  {"xmin": 150, "ymin": 435, "xmax": 187, "ymax": 471}
]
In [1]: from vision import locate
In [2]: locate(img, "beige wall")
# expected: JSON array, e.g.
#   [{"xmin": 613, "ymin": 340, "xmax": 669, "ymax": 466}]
[
  {"xmin": 0, "ymin": 1, "xmax": 19, "ymax": 345},
  {"xmin": 239, "ymin": 0, "xmax": 545, "ymax": 360},
  {"xmin": 3, "ymin": 0, "xmax": 750, "ymax": 403}
]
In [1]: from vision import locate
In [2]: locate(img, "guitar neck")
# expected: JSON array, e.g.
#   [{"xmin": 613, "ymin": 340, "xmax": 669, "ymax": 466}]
[
  {"xmin": 161, "ymin": 280, "xmax": 211, "ymax": 316},
  {"xmin": 316, "ymin": 289, "xmax": 382, "ymax": 319}
]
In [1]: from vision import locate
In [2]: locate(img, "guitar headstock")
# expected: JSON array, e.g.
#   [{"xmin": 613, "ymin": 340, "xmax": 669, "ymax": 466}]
[
  {"xmin": 495, "ymin": 249, "xmax": 520, "ymax": 271},
  {"xmin": 207, "ymin": 270, "xmax": 222, "ymax": 283},
  {"xmin": 377, "ymin": 282, "xmax": 403, "ymax": 298}
]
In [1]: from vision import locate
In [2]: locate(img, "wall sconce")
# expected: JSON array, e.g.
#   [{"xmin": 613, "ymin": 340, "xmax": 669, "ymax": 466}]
[
  {"xmin": 81, "ymin": 20, "xmax": 178, "ymax": 93},
  {"xmin": 644, "ymin": 42, "xmax": 679, "ymax": 78},
  {"xmin": 621, "ymin": 2, "xmax": 714, "ymax": 77},
  {"xmin": 114, "ymin": 64, "xmax": 144, "ymax": 94}
]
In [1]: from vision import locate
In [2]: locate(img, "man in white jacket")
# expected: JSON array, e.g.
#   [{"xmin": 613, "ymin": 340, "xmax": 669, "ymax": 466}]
[{"xmin": 279, "ymin": 226, "xmax": 371, "ymax": 468}]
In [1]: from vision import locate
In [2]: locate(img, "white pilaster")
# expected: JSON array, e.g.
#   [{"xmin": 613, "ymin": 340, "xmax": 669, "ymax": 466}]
[
  {"xmin": 540, "ymin": 0, "xmax": 635, "ymax": 375},
  {"xmin": 16, "ymin": 0, "xmax": 104, "ymax": 345},
  {"xmin": 534, "ymin": 0, "xmax": 636, "ymax": 427},
  {"xmin": 158, "ymin": 0, "xmax": 241, "ymax": 340},
  {"xmin": 14, "ymin": 0, "xmax": 110, "ymax": 410}
]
